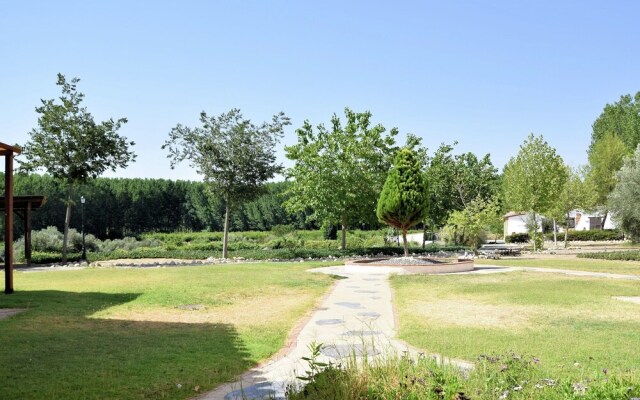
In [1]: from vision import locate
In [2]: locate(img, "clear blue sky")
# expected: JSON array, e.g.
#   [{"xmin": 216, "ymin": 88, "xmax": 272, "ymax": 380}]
[{"xmin": 1, "ymin": 1, "xmax": 638, "ymax": 181}]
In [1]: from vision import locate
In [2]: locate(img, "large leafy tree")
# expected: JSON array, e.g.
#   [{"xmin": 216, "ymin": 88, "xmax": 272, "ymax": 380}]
[
  {"xmin": 376, "ymin": 148, "xmax": 428, "ymax": 256},
  {"xmin": 549, "ymin": 166, "xmax": 591, "ymax": 248},
  {"xmin": 609, "ymin": 145, "xmax": 640, "ymax": 241},
  {"xmin": 21, "ymin": 74, "xmax": 136, "ymax": 261},
  {"xmin": 502, "ymin": 133, "xmax": 568, "ymax": 251},
  {"xmin": 163, "ymin": 109, "xmax": 290, "ymax": 258},
  {"xmin": 284, "ymin": 108, "xmax": 397, "ymax": 249},
  {"xmin": 590, "ymin": 91, "xmax": 640, "ymax": 153},
  {"xmin": 586, "ymin": 131, "xmax": 630, "ymax": 224},
  {"xmin": 425, "ymin": 142, "xmax": 499, "ymax": 229},
  {"xmin": 443, "ymin": 195, "xmax": 501, "ymax": 250}
]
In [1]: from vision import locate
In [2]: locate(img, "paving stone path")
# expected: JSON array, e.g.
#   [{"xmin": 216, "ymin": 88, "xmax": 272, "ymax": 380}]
[{"xmin": 197, "ymin": 264, "xmax": 465, "ymax": 400}]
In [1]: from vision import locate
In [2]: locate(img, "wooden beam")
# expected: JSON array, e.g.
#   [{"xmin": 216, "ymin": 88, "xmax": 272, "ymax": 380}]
[
  {"xmin": 4, "ymin": 153, "xmax": 14, "ymax": 294},
  {"xmin": 0, "ymin": 142, "xmax": 21, "ymax": 154}
]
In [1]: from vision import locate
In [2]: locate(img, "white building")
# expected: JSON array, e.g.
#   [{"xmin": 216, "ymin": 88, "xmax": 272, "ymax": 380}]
[
  {"xmin": 503, "ymin": 212, "xmax": 542, "ymax": 236},
  {"xmin": 503, "ymin": 210, "xmax": 617, "ymax": 238},
  {"xmin": 570, "ymin": 210, "xmax": 616, "ymax": 230}
]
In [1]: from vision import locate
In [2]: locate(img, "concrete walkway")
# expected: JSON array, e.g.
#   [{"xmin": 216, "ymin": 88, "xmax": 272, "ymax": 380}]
[{"xmin": 197, "ymin": 264, "xmax": 471, "ymax": 400}]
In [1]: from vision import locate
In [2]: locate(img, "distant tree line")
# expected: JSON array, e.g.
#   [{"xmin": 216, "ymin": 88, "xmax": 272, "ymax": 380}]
[{"xmin": 0, "ymin": 174, "xmax": 314, "ymax": 240}]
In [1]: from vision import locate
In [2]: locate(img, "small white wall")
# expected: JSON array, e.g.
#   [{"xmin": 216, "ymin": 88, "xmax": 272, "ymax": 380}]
[
  {"xmin": 604, "ymin": 217, "xmax": 616, "ymax": 230},
  {"xmin": 505, "ymin": 215, "xmax": 528, "ymax": 235}
]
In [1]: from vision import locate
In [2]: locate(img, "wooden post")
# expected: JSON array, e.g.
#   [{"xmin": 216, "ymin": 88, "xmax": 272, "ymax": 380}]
[
  {"xmin": 25, "ymin": 203, "xmax": 32, "ymax": 266},
  {"xmin": 4, "ymin": 152, "xmax": 14, "ymax": 294}
]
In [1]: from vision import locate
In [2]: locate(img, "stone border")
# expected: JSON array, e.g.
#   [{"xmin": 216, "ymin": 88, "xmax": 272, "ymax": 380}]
[{"xmin": 344, "ymin": 258, "xmax": 474, "ymax": 274}]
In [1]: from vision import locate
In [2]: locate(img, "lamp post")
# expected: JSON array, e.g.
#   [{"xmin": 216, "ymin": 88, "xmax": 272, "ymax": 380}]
[{"xmin": 80, "ymin": 196, "xmax": 86, "ymax": 260}]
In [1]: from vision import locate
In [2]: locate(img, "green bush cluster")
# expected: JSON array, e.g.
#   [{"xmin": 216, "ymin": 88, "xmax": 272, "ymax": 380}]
[
  {"xmin": 505, "ymin": 233, "xmax": 530, "ymax": 243},
  {"xmin": 578, "ymin": 250, "xmax": 640, "ymax": 261},
  {"xmin": 546, "ymin": 229, "xmax": 624, "ymax": 241}
]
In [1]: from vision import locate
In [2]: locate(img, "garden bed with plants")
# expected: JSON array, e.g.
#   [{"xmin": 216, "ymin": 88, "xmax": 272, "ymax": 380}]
[{"xmin": 15, "ymin": 226, "xmax": 469, "ymax": 264}]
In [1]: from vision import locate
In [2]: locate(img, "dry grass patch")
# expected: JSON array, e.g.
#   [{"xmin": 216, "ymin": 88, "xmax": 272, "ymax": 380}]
[
  {"xmin": 92, "ymin": 291, "xmax": 317, "ymax": 326},
  {"xmin": 409, "ymin": 298, "xmax": 535, "ymax": 330},
  {"xmin": 392, "ymin": 271, "xmax": 640, "ymax": 376}
]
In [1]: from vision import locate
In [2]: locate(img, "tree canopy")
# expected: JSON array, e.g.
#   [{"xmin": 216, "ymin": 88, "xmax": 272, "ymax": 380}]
[
  {"xmin": 590, "ymin": 91, "xmax": 640, "ymax": 153},
  {"xmin": 376, "ymin": 148, "xmax": 428, "ymax": 256},
  {"xmin": 609, "ymin": 145, "xmax": 640, "ymax": 241},
  {"xmin": 586, "ymin": 131, "xmax": 630, "ymax": 213},
  {"xmin": 425, "ymin": 142, "xmax": 499, "ymax": 229},
  {"xmin": 21, "ymin": 73, "xmax": 136, "ymax": 261},
  {"xmin": 549, "ymin": 166, "xmax": 591, "ymax": 247},
  {"xmin": 284, "ymin": 108, "xmax": 398, "ymax": 249},
  {"xmin": 163, "ymin": 108, "xmax": 290, "ymax": 258},
  {"xmin": 502, "ymin": 134, "xmax": 567, "ymax": 251}
]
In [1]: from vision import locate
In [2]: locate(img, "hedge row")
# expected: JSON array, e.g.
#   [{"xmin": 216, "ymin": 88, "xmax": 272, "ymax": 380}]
[
  {"xmin": 505, "ymin": 233, "xmax": 530, "ymax": 243},
  {"xmin": 577, "ymin": 250, "xmax": 640, "ymax": 261},
  {"xmin": 27, "ymin": 244, "xmax": 470, "ymax": 264},
  {"xmin": 506, "ymin": 229, "xmax": 624, "ymax": 243},
  {"xmin": 545, "ymin": 229, "xmax": 624, "ymax": 241}
]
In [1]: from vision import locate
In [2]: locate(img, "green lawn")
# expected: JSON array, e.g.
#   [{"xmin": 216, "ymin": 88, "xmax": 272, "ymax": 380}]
[
  {"xmin": 0, "ymin": 262, "xmax": 334, "ymax": 399},
  {"xmin": 476, "ymin": 257, "xmax": 640, "ymax": 275},
  {"xmin": 392, "ymin": 271, "xmax": 640, "ymax": 378}
]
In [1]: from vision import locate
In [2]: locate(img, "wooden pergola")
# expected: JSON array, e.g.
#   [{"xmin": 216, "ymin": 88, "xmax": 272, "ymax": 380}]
[
  {"xmin": 0, "ymin": 196, "xmax": 47, "ymax": 266},
  {"xmin": 1, "ymin": 142, "xmax": 20, "ymax": 294}
]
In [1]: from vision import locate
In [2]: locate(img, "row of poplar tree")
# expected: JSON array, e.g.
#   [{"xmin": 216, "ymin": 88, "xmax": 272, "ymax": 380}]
[{"xmin": 1, "ymin": 175, "xmax": 312, "ymax": 240}]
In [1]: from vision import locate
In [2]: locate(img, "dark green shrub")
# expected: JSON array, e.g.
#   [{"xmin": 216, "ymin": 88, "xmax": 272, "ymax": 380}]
[
  {"xmin": 321, "ymin": 222, "xmax": 338, "ymax": 240},
  {"xmin": 506, "ymin": 233, "xmax": 529, "ymax": 243},
  {"xmin": 28, "ymin": 252, "xmax": 83, "ymax": 264},
  {"xmin": 545, "ymin": 229, "xmax": 624, "ymax": 241}
]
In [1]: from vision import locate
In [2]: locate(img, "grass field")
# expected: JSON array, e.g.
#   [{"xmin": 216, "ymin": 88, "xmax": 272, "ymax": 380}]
[
  {"xmin": 392, "ymin": 271, "xmax": 640, "ymax": 378},
  {"xmin": 0, "ymin": 262, "xmax": 334, "ymax": 399},
  {"xmin": 475, "ymin": 256, "xmax": 640, "ymax": 275}
]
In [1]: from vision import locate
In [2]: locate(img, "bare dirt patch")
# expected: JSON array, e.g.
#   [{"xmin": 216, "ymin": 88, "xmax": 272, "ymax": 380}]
[
  {"xmin": 410, "ymin": 299, "xmax": 534, "ymax": 329},
  {"xmin": 612, "ymin": 296, "xmax": 640, "ymax": 305},
  {"xmin": 0, "ymin": 308, "xmax": 27, "ymax": 320}
]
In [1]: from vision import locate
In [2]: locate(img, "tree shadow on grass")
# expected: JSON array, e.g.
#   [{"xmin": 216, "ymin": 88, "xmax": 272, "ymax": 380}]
[{"xmin": 0, "ymin": 290, "xmax": 252, "ymax": 400}]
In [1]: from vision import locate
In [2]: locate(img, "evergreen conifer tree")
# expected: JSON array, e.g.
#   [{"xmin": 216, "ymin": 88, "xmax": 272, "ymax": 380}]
[{"xmin": 377, "ymin": 148, "xmax": 428, "ymax": 256}]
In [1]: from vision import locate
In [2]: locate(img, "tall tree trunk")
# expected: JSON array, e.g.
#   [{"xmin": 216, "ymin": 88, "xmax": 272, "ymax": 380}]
[
  {"xmin": 222, "ymin": 204, "xmax": 230, "ymax": 259},
  {"xmin": 422, "ymin": 221, "xmax": 427, "ymax": 249},
  {"xmin": 531, "ymin": 212, "xmax": 537, "ymax": 252},
  {"xmin": 341, "ymin": 215, "xmax": 347, "ymax": 250},
  {"xmin": 62, "ymin": 185, "xmax": 73, "ymax": 263},
  {"xmin": 553, "ymin": 219, "xmax": 557, "ymax": 247},
  {"xmin": 564, "ymin": 212, "xmax": 570, "ymax": 248},
  {"xmin": 402, "ymin": 228, "xmax": 408, "ymax": 257}
]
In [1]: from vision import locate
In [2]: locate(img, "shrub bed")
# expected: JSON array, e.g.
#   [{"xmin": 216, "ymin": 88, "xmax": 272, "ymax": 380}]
[{"xmin": 577, "ymin": 250, "xmax": 640, "ymax": 261}]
